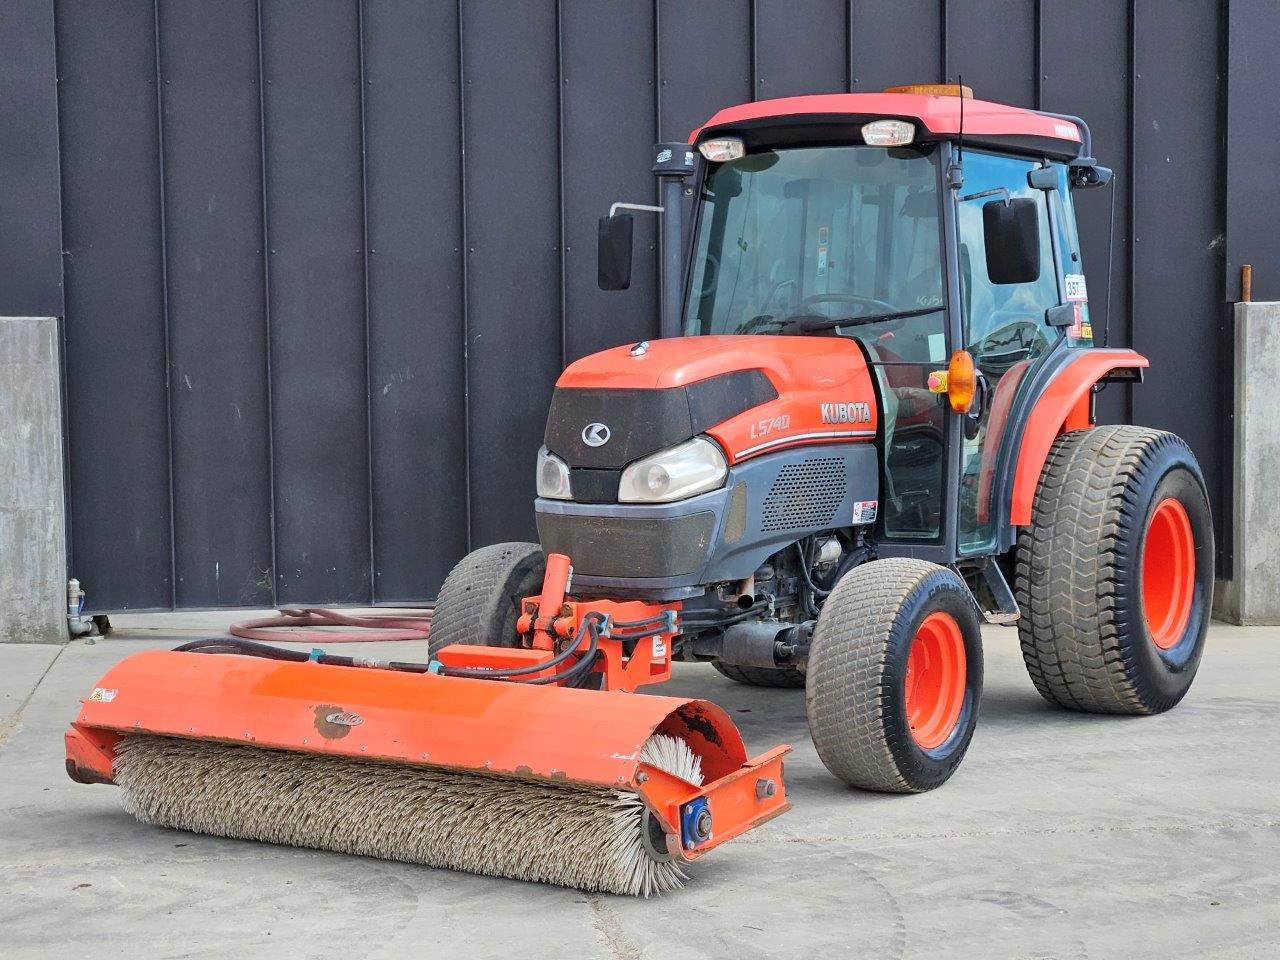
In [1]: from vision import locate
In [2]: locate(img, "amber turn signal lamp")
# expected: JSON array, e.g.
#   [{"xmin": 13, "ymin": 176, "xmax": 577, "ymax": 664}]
[
  {"xmin": 883, "ymin": 83, "xmax": 974, "ymax": 99},
  {"xmin": 947, "ymin": 350, "xmax": 976, "ymax": 413}
]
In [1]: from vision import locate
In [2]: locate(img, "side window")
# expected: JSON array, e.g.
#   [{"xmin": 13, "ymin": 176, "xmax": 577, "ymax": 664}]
[
  {"xmin": 956, "ymin": 152, "xmax": 1058, "ymax": 378},
  {"xmin": 954, "ymin": 152, "xmax": 1060, "ymax": 554}
]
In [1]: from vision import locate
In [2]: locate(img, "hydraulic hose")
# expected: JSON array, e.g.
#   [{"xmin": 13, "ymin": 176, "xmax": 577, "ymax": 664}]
[
  {"xmin": 228, "ymin": 607, "xmax": 432, "ymax": 643},
  {"xmin": 681, "ymin": 599, "xmax": 771, "ymax": 629},
  {"xmin": 174, "ymin": 637, "xmax": 437, "ymax": 673},
  {"xmin": 177, "ymin": 611, "xmax": 623, "ymax": 686},
  {"xmin": 437, "ymin": 613, "xmax": 603, "ymax": 681}
]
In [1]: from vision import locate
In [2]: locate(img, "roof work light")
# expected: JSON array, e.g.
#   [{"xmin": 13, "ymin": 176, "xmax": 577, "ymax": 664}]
[
  {"xmin": 698, "ymin": 137, "xmax": 745, "ymax": 162},
  {"xmin": 860, "ymin": 120, "xmax": 915, "ymax": 147}
]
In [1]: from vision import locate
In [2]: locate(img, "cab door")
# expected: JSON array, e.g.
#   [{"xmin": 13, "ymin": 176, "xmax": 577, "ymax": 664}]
[{"xmin": 952, "ymin": 152, "xmax": 1062, "ymax": 553}]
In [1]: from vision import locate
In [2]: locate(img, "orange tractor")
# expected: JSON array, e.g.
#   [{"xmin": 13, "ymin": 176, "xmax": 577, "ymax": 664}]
[{"xmin": 66, "ymin": 85, "xmax": 1211, "ymax": 893}]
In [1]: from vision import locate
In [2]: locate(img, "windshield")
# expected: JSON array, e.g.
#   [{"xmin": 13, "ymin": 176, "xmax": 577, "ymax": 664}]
[{"xmin": 683, "ymin": 146, "xmax": 945, "ymax": 360}]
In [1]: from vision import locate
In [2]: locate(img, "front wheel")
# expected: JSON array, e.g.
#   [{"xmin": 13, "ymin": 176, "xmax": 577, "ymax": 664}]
[
  {"xmin": 805, "ymin": 558, "xmax": 983, "ymax": 793},
  {"xmin": 428, "ymin": 542, "xmax": 545, "ymax": 656}
]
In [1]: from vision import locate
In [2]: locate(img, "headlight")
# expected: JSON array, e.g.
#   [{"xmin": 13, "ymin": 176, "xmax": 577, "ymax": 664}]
[
  {"xmin": 536, "ymin": 447, "xmax": 572, "ymax": 500},
  {"xmin": 618, "ymin": 437, "xmax": 727, "ymax": 503}
]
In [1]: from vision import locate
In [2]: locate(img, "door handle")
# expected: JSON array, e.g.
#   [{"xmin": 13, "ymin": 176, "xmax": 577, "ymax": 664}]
[{"xmin": 963, "ymin": 372, "xmax": 990, "ymax": 439}]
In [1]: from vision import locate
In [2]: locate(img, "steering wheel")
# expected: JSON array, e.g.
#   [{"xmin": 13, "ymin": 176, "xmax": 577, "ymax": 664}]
[{"xmin": 799, "ymin": 293, "xmax": 917, "ymax": 332}]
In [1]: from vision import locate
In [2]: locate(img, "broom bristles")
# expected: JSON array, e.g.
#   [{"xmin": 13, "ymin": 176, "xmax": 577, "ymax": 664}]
[{"xmin": 114, "ymin": 732, "xmax": 704, "ymax": 896}]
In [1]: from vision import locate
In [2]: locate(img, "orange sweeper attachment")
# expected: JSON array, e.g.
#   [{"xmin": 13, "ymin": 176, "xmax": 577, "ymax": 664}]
[{"xmin": 65, "ymin": 554, "xmax": 789, "ymax": 896}]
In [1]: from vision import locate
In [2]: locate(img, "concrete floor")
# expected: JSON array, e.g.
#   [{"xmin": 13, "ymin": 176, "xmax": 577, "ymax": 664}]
[{"xmin": 2, "ymin": 616, "xmax": 1278, "ymax": 960}]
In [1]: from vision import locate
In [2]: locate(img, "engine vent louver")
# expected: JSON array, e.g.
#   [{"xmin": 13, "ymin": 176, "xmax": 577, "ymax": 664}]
[{"xmin": 760, "ymin": 457, "xmax": 847, "ymax": 532}]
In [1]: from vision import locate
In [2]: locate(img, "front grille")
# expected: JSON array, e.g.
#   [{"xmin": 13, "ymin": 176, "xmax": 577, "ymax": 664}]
[
  {"xmin": 536, "ymin": 510, "xmax": 717, "ymax": 579},
  {"xmin": 760, "ymin": 457, "xmax": 846, "ymax": 532}
]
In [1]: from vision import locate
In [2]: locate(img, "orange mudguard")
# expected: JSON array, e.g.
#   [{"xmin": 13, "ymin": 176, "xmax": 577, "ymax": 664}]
[
  {"xmin": 65, "ymin": 649, "xmax": 789, "ymax": 859},
  {"xmin": 1009, "ymin": 349, "xmax": 1148, "ymax": 526}
]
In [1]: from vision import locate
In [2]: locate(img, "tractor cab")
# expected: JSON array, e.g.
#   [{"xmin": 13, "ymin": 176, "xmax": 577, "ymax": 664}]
[{"xmin": 599, "ymin": 84, "xmax": 1112, "ymax": 560}]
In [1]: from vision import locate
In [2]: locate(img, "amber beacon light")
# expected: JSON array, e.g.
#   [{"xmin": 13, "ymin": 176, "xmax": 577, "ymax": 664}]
[{"xmin": 947, "ymin": 350, "xmax": 976, "ymax": 413}]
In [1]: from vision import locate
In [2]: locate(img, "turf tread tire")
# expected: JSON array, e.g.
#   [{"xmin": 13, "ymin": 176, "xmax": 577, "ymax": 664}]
[
  {"xmin": 428, "ymin": 542, "xmax": 545, "ymax": 656},
  {"xmin": 805, "ymin": 558, "xmax": 983, "ymax": 794},
  {"xmin": 711, "ymin": 660, "xmax": 807, "ymax": 689},
  {"xmin": 1014, "ymin": 425, "xmax": 1212, "ymax": 715}
]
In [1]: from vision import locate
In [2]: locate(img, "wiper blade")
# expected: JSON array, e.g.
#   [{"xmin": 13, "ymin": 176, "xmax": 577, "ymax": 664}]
[{"xmin": 795, "ymin": 306, "xmax": 944, "ymax": 333}]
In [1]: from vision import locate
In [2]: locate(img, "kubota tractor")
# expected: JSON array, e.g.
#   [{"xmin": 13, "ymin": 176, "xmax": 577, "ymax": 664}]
[
  {"xmin": 430, "ymin": 83, "xmax": 1213, "ymax": 794},
  {"xmin": 67, "ymin": 85, "xmax": 1212, "ymax": 894}
]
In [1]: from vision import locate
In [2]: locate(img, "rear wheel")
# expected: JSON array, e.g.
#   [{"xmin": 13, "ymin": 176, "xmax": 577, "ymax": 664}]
[
  {"xmin": 805, "ymin": 558, "xmax": 983, "ymax": 793},
  {"xmin": 711, "ymin": 660, "xmax": 806, "ymax": 689},
  {"xmin": 1015, "ymin": 426, "xmax": 1213, "ymax": 714},
  {"xmin": 429, "ymin": 542, "xmax": 545, "ymax": 656}
]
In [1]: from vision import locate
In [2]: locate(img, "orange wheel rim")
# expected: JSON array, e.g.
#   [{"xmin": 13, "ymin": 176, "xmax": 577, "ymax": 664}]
[
  {"xmin": 904, "ymin": 612, "xmax": 967, "ymax": 750},
  {"xmin": 1142, "ymin": 497, "xmax": 1196, "ymax": 650}
]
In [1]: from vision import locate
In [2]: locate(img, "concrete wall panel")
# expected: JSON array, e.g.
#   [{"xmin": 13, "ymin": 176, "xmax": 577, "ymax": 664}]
[{"xmin": 0, "ymin": 318, "xmax": 66, "ymax": 642}]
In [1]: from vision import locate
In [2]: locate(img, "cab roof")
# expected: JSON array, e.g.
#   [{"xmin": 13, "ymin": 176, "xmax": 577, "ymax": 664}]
[{"xmin": 690, "ymin": 91, "xmax": 1085, "ymax": 160}]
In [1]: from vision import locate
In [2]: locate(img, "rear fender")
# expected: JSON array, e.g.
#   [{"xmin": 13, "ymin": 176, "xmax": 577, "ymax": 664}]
[{"xmin": 1009, "ymin": 349, "xmax": 1149, "ymax": 526}]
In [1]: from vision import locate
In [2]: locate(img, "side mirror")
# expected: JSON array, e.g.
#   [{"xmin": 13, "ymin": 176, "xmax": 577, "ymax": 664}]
[
  {"xmin": 982, "ymin": 198, "xmax": 1040, "ymax": 284},
  {"xmin": 1071, "ymin": 163, "xmax": 1113, "ymax": 188},
  {"xmin": 597, "ymin": 213, "xmax": 634, "ymax": 291}
]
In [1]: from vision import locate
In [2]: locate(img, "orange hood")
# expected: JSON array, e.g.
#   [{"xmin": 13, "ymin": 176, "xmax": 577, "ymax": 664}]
[{"xmin": 555, "ymin": 336, "xmax": 879, "ymax": 463}]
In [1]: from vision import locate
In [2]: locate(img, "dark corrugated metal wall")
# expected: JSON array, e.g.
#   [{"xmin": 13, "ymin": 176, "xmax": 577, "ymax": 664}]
[{"xmin": 46, "ymin": 0, "xmax": 1238, "ymax": 611}]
